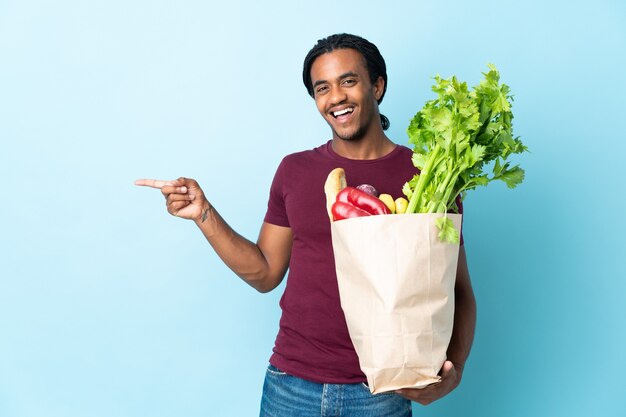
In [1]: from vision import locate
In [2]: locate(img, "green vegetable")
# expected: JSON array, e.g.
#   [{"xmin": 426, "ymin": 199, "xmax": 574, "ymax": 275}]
[{"xmin": 404, "ymin": 64, "xmax": 528, "ymax": 243}]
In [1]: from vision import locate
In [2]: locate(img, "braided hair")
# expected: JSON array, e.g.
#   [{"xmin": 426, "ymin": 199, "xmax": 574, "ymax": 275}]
[{"xmin": 302, "ymin": 33, "xmax": 390, "ymax": 131}]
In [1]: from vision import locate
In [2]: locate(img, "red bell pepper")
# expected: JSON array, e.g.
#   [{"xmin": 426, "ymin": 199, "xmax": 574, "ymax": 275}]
[
  {"xmin": 332, "ymin": 187, "xmax": 391, "ymax": 220},
  {"xmin": 336, "ymin": 187, "xmax": 391, "ymax": 215},
  {"xmin": 331, "ymin": 201, "xmax": 371, "ymax": 221}
]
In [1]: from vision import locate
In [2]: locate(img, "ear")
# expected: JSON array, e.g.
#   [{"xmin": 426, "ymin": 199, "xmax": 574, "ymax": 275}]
[{"xmin": 373, "ymin": 76, "xmax": 385, "ymax": 101}]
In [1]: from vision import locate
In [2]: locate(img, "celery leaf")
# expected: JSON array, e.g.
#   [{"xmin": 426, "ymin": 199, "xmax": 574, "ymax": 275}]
[{"xmin": 435, "ymin": 216, "xmax": 460, "ymax": 244}]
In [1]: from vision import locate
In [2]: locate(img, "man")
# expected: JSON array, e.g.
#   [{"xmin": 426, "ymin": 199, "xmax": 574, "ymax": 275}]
[{"xmin": 136, "ymin": 33, "xmax": 476, "ymax": 416}]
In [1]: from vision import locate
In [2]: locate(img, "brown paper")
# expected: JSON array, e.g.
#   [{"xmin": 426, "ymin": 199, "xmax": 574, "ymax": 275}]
[{"xmin": 331, "ymin": 213, "xmax": 462, "ymax": 394}]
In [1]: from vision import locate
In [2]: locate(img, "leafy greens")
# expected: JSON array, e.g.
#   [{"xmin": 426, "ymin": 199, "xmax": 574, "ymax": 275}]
[{"xmin": 403, "ymin": 64, "xmax": 528, "ymax": 243}]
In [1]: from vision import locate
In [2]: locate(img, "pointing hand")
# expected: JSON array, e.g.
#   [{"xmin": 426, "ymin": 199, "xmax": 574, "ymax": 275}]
[{"xmin": 135, "ymin": 177, "xmax": 209, "ymax": 221}]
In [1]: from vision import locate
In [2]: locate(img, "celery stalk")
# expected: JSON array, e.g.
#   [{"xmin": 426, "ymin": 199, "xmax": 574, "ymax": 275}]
[{"xmin": 403, "ymin": 65, "xmax": 528, "ymax": 243}]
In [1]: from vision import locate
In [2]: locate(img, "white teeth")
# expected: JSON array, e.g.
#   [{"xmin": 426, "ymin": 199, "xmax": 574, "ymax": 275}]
[{"xmin": 333, "ymin": 107, "xmax": 353, "ymax": 117}]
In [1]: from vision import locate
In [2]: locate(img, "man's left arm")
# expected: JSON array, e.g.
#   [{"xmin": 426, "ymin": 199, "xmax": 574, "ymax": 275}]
[{"xmin": 396, "ymin": 245, "xmax": 477, "ymax": 405}]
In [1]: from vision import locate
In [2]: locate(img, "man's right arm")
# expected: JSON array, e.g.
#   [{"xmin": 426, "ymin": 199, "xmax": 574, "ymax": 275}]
[
  {"xmin": 195, "ymin": 201, "xmax": 292, "ymax": 292},
  {"xmin": 135, "ymin": 176, "xmax": 292, "ymax": 293}
]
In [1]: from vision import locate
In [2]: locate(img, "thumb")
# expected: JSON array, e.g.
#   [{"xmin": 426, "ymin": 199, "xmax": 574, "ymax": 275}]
[
  {"xmin": 177, "ymin": 177, "xmax": 196, "ymax": 187},
  {"xmin": 172, "ymin": 177, "xmax": 198, "ymax": 191},
  {"xmin": 178, "ymin": 177, "xmax": 205, "ymax": 200},
  {"xmin": 441, "ymin": 361, "xmax": 455, "ymax": 376}
]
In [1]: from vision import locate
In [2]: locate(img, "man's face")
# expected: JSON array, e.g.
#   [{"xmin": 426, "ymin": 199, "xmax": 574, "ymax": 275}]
[{"xmin": 310, "ymin": 48, "xmax": 384, "ymax": 142}]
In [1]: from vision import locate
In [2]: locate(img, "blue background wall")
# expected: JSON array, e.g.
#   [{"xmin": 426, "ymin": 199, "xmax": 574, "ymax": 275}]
[{"xmin": 1, "ymin": 0, "xmax": 624, "ymax": 416}]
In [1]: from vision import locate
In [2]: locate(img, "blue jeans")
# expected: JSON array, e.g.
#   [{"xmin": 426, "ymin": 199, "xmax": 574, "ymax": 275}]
[{"xmin": 260, "ymin": 365, "xmax": 412, "ymax": 417}]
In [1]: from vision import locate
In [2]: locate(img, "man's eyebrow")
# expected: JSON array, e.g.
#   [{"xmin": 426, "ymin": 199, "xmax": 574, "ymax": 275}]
[
  {"xmin": 312, "ymin": 72, "xmax": 360, "ymax": 88},
  {"xmin": 339, "ymin": 71, "xmax": 359, "ymax": 79},
  {"xmin": 313, "ymin": 79, "xmax": 327, "ymax": 89}
]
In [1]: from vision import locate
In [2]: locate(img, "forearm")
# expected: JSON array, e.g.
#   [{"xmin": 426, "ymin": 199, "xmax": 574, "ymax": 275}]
[
  {"xmin": 135, "ymin": 176, "xmax": 288, "ymax": 292},
  {"xmin": 447, "ymin": 279, "xmax": 477, "ymax": 374},
  {"xmin": 193, "ymin": 201, "xmax": 275, "ymax": 292},
  {"xmin": 444, "ymin": 244, "xmax": 477, "ymax": 377}
]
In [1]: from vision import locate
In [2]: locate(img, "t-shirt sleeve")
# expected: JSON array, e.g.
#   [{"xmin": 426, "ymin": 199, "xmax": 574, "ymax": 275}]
[{"xmin": 263, "ymin": 159, "xmax": 290, "ymax": 227}]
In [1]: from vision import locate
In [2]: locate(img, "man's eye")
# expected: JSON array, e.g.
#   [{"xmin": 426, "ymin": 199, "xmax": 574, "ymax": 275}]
[
  {"xmin": 343, "ymin": 79, "xmax": 356, "ymax": 85},
  {"xmin": 316, "ymin": 86, "xmax": 328, "ymax": 94}
]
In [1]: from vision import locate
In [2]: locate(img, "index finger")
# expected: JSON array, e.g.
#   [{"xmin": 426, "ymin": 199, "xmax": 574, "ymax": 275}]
[{"xmin": 134, "ymin": 179, "xmax": 173, "ymax": 189}]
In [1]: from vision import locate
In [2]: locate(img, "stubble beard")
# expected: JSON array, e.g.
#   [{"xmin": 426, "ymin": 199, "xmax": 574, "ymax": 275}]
[
  {"xmin": 327, "ymin": 100, "xmax": 380, "ymax": 142},
  {"xmin": 331, "ymin": 113, "xmax": 373, "ymax": 142},
  {"xmin": 333, "ymin": 124, "xmax": 368, "ymax": 142}
]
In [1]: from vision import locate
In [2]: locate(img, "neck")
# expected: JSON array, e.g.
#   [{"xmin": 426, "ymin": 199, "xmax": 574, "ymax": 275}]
[{"xmin": 331, "ymin": 131, "xmax": 395, "ymax": 160}]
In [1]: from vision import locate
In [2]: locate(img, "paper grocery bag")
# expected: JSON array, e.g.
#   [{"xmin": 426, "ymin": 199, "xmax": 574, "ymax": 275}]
[{"xmin": 331, "ymin": 213, "xmax": 462, "ymax": 394}]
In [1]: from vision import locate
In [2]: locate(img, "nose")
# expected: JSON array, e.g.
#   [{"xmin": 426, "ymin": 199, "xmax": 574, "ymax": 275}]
[{"xmin": 329, "ymin": 85, "xmax": 348, "ymax": 106}]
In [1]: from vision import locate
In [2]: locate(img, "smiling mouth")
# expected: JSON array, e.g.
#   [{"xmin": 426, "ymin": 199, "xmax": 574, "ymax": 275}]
[{"xmin": 332, "ymin": 107, "xmax": 354, "ymax": 118}]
